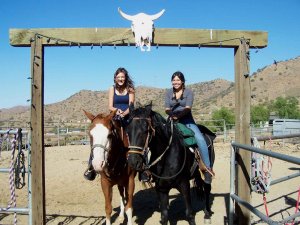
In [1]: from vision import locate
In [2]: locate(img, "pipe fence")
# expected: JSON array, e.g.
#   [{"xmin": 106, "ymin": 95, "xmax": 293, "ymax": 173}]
[
  {"xmin": 0, "ymin": 129, "xmax": 31, "ymax": 225},
  {"xmin": 229, "ymin": 133, "xmax": 300, "ymax": 225}
]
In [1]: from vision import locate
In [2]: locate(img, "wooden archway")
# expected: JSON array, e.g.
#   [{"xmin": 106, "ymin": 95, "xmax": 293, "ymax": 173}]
[{"xmin": 10, "ymin": 27, "xmax": 268, "ymax": 225}]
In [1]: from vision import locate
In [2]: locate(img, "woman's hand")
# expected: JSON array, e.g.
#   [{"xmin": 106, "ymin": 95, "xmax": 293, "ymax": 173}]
[
  {"xmin": 117, "ymin": 109, "xmax": 126, "ymax": 118},
  {"xmin": 171, "ymin": 115, "xmax": 178, "ymax": 121}
]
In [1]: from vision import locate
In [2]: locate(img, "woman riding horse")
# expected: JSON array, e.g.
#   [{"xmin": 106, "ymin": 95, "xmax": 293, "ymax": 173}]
[
  {"xmin": 84, "ymin": 110, "xmax": 136, "ymax": 225},
  {"xmin": 126, "ymin": 103, "xmax": 215, "ymax": 225}
]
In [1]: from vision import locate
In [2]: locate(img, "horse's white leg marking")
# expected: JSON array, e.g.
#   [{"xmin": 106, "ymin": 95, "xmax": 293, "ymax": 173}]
[
  {"xmin": 126, "ymin": 208, "xmax": 133, "ymax": 225},
  {"xmin": 105, "ymin": 217, "xmax": 111, "ymax": 225},
  {"xmin": 118, "ymin": 196, "xmax": 125, "ymax": 222},
  {"xmin": 90, "ymin": 124, "xmax": 109, "ymax": 171}
]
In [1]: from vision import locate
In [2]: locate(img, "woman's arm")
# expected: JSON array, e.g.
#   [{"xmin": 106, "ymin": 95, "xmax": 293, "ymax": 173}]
[
  {"xmin": 122, "ymin": 91, "xmax": 135, "ymax": 117},
  {"xmin": 108, "ymin": 86, "xmax": 118, "ymax": 112}
]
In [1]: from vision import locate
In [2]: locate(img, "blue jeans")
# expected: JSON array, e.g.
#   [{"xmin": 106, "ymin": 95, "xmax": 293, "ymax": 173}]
[{"xmin": 185, "ymin": 123, "xmax": 211, "ymax": 168}]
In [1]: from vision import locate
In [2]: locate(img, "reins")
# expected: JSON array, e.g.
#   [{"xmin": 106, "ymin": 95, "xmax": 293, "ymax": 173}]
[
  {"xmin": 148, "ymin": 119, "xmax": 188, "ymax": 180},
  {"xmin": 128, "ymin": 116, "xmax": 188, "ymax": 180},
  {"xmin": 146, "ymin": 119, "xmax": 174, "ymax": 169}
]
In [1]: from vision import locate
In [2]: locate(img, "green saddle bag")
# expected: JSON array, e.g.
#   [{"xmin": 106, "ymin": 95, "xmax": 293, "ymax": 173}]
[{"xmin": 175, "ymin": 123, "xmax": 197, "ymax": 147}]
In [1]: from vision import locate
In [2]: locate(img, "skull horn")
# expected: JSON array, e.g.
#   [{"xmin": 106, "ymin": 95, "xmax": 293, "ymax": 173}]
[
  {"xmin": 149, "ymin": 9, "xmax": 165, "ymax": 21},
  {"xmin": 118, "ymin": 7, "xmax": 135, "ymax": 21}
]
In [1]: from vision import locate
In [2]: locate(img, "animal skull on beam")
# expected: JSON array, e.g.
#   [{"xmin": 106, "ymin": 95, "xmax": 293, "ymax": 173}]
[{"xmin": 118, "ymin": 7, "xmax": 165, "ymax": 52}]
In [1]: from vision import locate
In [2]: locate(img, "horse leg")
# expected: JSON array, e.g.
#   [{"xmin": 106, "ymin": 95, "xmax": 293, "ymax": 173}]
[
  {"xmin": 124, "ymin": 172, "xmax": 136, "ymax": 225},
  {"xmin": 177, "ymin": 180, "xmax": 196, "ymax": 225},
  {"xmin": 204, "ymin": 182, "xmax": 213, "ymax": 217},
  {"xmin": 157, "ymin": 190, "xmax": 169, "ymax": 225},
  {"xmin": 117, "ymin": 185, "xmax": 125, "ymax": 222},
  {"xmin": 101, "ymin": 178, "xmax": 113, "ymax": 225}
]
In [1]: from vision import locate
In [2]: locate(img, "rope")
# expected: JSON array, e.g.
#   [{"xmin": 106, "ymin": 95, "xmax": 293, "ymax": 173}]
[
  {"xmin": 286, "ymin": 186, "xmax": 300, "ymax": 225},
  {"xmin": 250, "ymin": 137, "xmax": 272, "ymax": 194},
  {"xmin": 0, "ymin": 129, "xmax": 18, "ymax": 225},
  {"xmin": 263, "ymin": 194, "xmax": 269, "ymax": 217}
]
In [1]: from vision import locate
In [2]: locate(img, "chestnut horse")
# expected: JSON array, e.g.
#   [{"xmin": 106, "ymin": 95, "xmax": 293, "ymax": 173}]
[{"xmin": 84, "ymin": 110, "xmax": 137, "ymax": 225}]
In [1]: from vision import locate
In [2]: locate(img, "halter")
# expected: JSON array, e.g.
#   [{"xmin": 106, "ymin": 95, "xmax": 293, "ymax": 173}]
[
  {"xmin": 92, "ymin": 143, "xmax": 110, "ymax": 153},
  {"xmin": 127, "ymin": 117, "xmax": 155, "ymax": 155}
]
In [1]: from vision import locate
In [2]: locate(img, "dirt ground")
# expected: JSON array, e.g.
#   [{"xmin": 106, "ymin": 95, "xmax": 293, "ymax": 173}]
[{"xmin": 0, "ymin": 141, "xmax": 299, "ymax": 225}]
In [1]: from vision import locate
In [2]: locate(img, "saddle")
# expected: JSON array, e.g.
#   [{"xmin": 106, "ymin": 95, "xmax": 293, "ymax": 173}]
[{"xmin": 175, "ymin": 122, "xmax": 216, "ymax": 178}]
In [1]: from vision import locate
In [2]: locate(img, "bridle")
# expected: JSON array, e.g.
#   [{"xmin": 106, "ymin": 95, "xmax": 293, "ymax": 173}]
[
  {"xmin": 127, "ymin": 116, "xmax": 187, "ymax": 180},
  {"xmin": 127, "ymin": 117, "xmax": 155, "ymax": 155}
]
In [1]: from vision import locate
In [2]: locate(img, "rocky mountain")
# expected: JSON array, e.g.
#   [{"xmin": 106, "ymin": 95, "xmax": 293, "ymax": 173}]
[{"xmin": 1, "ymin": 56, "xmax": 299, "ymax": 126}]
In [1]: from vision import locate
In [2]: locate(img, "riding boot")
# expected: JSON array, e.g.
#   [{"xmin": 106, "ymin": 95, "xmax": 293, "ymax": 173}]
[
  {"xmin": 83, "ymin": 157, "xmax": 96, "ymax": 181},
  {"xmin": 138, "ymin": 171, "xmax": 150, "ymax": 182}
]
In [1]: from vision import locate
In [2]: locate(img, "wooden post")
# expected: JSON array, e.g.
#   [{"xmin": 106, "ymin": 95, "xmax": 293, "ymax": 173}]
[
  {"xmin": 30, "ymin": 35, "xmax": 45, "ymax": 225},
  {"xmin": 234, "ymin": 38, "xmax": 251, "ymax": 225}
]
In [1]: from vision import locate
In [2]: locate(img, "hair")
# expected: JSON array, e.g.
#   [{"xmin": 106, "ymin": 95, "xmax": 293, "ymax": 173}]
[
  {"xmin": 171, "ymin": 71, "xmax": 185, "ymax": 101},
  {"xmin": 114, "ymin": 67, "xmax": 135, "ymax": 93}
]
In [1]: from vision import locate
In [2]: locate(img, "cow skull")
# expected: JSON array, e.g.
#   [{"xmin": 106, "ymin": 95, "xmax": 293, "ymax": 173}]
[{"xmin": 118, "ymin": 7, "xmax": 165, "ymax": 51}]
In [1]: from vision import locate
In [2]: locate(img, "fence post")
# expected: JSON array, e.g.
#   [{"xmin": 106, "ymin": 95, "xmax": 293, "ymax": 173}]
[{"xmin": 234, "ymin": 38, "xmax": 251, "ymax": 225}]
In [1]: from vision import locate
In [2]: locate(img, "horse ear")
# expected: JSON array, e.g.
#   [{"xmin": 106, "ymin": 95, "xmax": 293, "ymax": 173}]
[
  {"xmin": 109, "ymin": 109, "xmax": 117, "ymax": 119},
  {"xmin": 129, "ymin": 102, "xmax": 135, "ymax": 113},
  {"xmin": 136, "ymin": 101, "xmax": 142, "ymax": 108},
  {"xmin": 145, "ymin": 102, "xmax": 152, "ymax": 115},
  {"xmin": 83, "ymin": 109, "xmax": 95, "ymax": 121}
]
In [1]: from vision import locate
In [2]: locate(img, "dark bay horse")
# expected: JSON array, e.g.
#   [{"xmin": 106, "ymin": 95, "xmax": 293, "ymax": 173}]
[
  {"xmin": 125, "ymin": 104, "xmax": 215, "ymax": 225},
  {"xmin": 84, "ymin": 110, "xmax": 137, "ymax": 225}
]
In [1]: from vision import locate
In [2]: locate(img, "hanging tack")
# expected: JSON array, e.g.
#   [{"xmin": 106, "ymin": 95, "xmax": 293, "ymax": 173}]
[
  {"xmin": 91, "ymin": 44, "xmax": 94, "ymax": 49},
  {"xmin": 178, "ymin": 44, "xmax": 181, "ymax": 49},
  {"xmin": 198, "ymin": 44, "xmax": 201, "ymax": 49},
  {"xmin": 78, "ymin": 43, "xmax": 81, "ymax": 48},
  {"xmin": 69, "ymin": 42, "xmax": 72, "ymax": 47},
  {"xmin": 127, "ymin": 42, "xmax": 130, "ymax": 47},
  {"xmin": 114, "ymin": 44, "xmax": 116, "ymax": 49},
  {"xmin": 156, "ymin": 44, "xmax": 159, "ymax": 49},
  {"xmin": 100, "ymin": 43, "xmax": 102, "ymax": 48},
  {"xmin": 220, "ymin": 41, "xmax": 222, "ymax": 47}
]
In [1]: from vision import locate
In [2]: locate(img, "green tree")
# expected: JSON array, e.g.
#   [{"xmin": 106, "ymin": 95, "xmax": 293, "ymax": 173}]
[
  {"xmin": 270, "ymin": 97, "xmax": 300, "ymax": 119},
  {"xmin": 211, "ymin": 107, "xmax": 235, "ymax": 130},
  {"xmin": 251, "ymin": 105, "xmax": 270, "ymax": 125}
]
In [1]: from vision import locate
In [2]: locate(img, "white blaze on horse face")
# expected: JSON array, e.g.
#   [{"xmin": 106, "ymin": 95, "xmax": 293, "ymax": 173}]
[{"xmin": 90, "ymin": 124, "xmax": 110, "ymax": 172}]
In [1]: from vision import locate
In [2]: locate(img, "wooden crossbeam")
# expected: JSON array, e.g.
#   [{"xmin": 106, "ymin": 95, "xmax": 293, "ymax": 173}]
[{"xmin": 10, "ymin": 28, "xmax": 268, "ymax": 48}]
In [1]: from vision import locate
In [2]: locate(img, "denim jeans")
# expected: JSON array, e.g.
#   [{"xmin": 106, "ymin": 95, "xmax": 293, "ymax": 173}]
[{"xmin": 185, "ymin": 123, "xmax": 211, "ymax": 168}]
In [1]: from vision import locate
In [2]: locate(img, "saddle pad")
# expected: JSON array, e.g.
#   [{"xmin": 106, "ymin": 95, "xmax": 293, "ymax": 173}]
[{"xmin": 175, "ymin": 123, "xmax": 197, "ymax": 147}]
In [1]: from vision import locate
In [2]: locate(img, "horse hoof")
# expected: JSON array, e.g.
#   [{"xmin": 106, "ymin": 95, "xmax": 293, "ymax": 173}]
[
  {"xmin": 118, "ymin": 215, "xmax": 124, "ymax": 222},
  {"xmin": 204, "ymin": 218, "xmax": 211, "ymax": 224},
  {"xmin": 204, "ymin": 209, "xmax": 213, "ymax": 217}
]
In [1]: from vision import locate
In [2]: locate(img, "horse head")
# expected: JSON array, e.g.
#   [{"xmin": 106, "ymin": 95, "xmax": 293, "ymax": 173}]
[
  {"xmin": 126, "ymin": 103, "xmax": 154, "ymax": 171},
  {"xmin": 84, "ymin": 109, "xmax": 122, "ymax": 172}
]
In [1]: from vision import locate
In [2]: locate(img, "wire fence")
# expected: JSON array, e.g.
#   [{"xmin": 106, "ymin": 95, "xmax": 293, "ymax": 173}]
[{"xmin": 0, "ymin": 120, "xmax": 299, "ymax": 148}]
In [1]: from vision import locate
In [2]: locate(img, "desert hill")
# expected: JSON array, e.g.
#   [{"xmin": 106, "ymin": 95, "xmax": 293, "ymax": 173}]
[{"xmin": 0, "ymin": 56, "xmax": 299, "ymax": 126}]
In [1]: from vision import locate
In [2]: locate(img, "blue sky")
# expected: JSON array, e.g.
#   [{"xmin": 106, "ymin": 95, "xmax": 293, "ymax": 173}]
[{"xmin": 1, "ymin": 0, "xmax": 299, "ymax": 109}]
